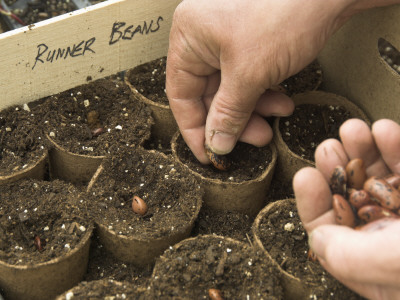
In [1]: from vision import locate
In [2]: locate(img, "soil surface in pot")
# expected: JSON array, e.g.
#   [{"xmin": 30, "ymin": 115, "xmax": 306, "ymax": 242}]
[
  {"xmin": 86, "ymin": 147, "xmax": 201, "ymax": 238},
  {"xmin": 175, "ymin": 134, "xmax": 272, "ymax": 182},
  {"xmin": 258, "ymin": 200, "xmax": 364, "ymax": 299},
  {"xmin": 0, "ymin": 104, "xmax": 46, "ymax": 176},
  {"xmin": 4, "ymin": 0, "xmax": 77, "ymax": 25},
  {"xmin": 279, "ymin": 104, "xmax": 351, "ymax": 161},
  {"xmin": 58, "ymin": 279, "xmax": 146, "ymax": 300},
  {"xmin": 33, "ymin": 77, "xmax": 152, "ymax": 156},
  {"xmin": 0, "ymin": 179, "xmax": 90, "ymax": 265},
  {"xmin": 150, "ymin": 235, "xmax": 283, "ymax": 299}
]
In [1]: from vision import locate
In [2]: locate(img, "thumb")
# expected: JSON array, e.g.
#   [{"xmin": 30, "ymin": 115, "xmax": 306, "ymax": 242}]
[
  {"xmin": 205, "ymin": 73, "xmax": 265, "ymax": 154},
  {"xmin": 309, "ymin": 221, "xmax": 400, "ymax": 286}
]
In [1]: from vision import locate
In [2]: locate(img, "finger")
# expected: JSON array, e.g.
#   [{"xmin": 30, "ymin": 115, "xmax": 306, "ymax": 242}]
[
  {"xmin": 204, "ymin": 62, "xmax": 267, "ymax": 155},
  {"xmin": 372, "ymin": 119, "xmax": 400, "ymax": 174},
  {"xmin": 315, "ymin": 138, "xmax": 349, "ymax": 181},
  {"xmin": 293, "ymin": 167, "xmax": 335, "ymax": 232},
  {"xmin": 254, "ymin": 90, "xmax": 294, "ymax": 117},
  {"xmin": 310, "ymin": 221, "xmax": 400, "ymax": 287},
  {"xmin": 166, "ymin": 30, "xmax": 217, "ymax": 163},
  {"xmin": 237, "ymin": 113, "xmax": 273, "ymax": 146},
  {"xmin": 339, "ymin": 119, "xmax": 389, "ymax": 177}
]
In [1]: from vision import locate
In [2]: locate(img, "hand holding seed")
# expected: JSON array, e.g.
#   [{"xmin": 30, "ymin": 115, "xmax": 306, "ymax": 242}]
[{"xmin": 294, "ymin": 119, "xmax": 400, "ymax": 300}]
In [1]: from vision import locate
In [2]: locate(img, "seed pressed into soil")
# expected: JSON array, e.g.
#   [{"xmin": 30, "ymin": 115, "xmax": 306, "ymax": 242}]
[
  {"xmin": 33, "ymin": 77, "xmax": 153, "ymax": 156},
  {"xmin": 150, "ymin": 235, "xmax": 283, "ymax": 299},
  {"xmin": 175, "ymin": 134, "xmax": 273, "ymax": 182},
  {"xmin": 257, "ymin": 200, "xmax": 364, "ymax": 299},
  {"xmin": 86, "ymin": 147, "xmax": 202, "ymax": 238},
  {"xmin": 0, "ymin": 179, "xmax": 90, "ymax": 265}
]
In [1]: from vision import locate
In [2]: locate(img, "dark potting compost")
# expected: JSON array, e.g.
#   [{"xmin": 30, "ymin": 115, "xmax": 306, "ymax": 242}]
[
  {"xmin": 0, "ymin": 104, "xmax": 46, "ymax": 176},
  {"xmin": 35, "ymin": 77, "xmax": 153, "ymax": 156},
  {"xmin": 150, "ymin": 235, "xmax": 284, "ymax": 299},
  {"xmin": 126, "ymin": 56, "xmax": 168, "ymax": 106},
  {"xmin": 280, "ymin": 61, "xmax": 322, "ymax": 96},
  {"xmin": 86, "ymin": 147, "xmax": 202, "ymax": 239},
  {"xmin": 175, "ymin": 134, "xmax": 272, "ymax": 182},
  {"xmin": 57, "ymin": 279, "xmax": 146, "ymax": 300},
  {"xmin": 279, "ymin": 104, "xmax": 351, "ymax": 161},
  {"xmin": 257, "ymin": 200, "xmax": 364, "ymax": 299},
  {"xmin": 0, "ymin": 179, "xmax": 90, "ymax": 265}
]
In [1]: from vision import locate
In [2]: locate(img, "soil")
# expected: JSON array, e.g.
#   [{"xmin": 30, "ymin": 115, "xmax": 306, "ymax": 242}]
[
  {"xmin": 149, "ymin": 235, "xmax": 283, "ymax": 299},
  {"xmin": 281, "ymin": 61, "xmax": 322, "ymax": 96},
  {"xmin": 0, "ymin": 104, "xmax": 47, "ymax": 176},
  {"xmin": 33, "ymin": 76, "xmax": 153, "ymax": 156},
  {"xmin": 4, "ymin": 0, "xmax": 77, "ymax": 25},
  {"xmin": 175, "ymin": 134, "xmax": 273, "ymax": 182},
  {"xmin": 126, "ymin": 56, "xmax": 168, "ymax": 105},
  {"xmin": 0, "ymin": 179, "xmax": 90, "ymax": 265},
  {"xmin": 57, "ymin": 279, "xmax": 146, "ymax": 300},
  {"xmin": 257, "ymin": 200, "xmax": 364, "ymax": 299},
  {"xmin": 86, "ymin": 147, "xmax": 202, "ymax": 238},
  {"xmin": 279, "ymin": 104, "xmax": 352, "ymax": 161}
]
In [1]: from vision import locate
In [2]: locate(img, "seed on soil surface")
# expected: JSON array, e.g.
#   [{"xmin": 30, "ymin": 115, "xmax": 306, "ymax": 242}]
[
  {"xmin": 345, "ymin": 158, "xmax": 367, "ymax": 190},
  {"xmin": 307, "ymin": 248, "xmax": 318, "ymax": 262},
  {"xmin": 204, "ymin": 145, "xmax": 230, "ymax": 171},
  {"xmin": 208, "ymin": 288, "xmax": 224, "ymax": 300},
  {"xmin": 34, "ymin": 235, "xmax": 46, "ymax": 252},
  {"xmin": 332, "ymin": 194, "xmax": 356, "ymax": 227},
  {"xmin": 91, "ymin": 127, "xmax": 104, "ymax": 137},
  {"xmin": 87, "ymin": 110, "xmax": 100, "ymax": 128},
  {"xmin": 132, "ymin": 195, "xmax": 148, "ymax": 215},
  {"xmin": 363, "ymin": 176, "xmax": 400, "ymax": 210}
]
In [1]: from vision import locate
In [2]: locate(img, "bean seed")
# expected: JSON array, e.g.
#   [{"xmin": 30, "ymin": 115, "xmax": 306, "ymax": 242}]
[
  {"xmin": 34, "ymin": 235, "xmax": 45, "ymax": 252},
  {"xmin": 307, "ymin": 249, "xmax": 318, "ymax": 262},
  {"xmin": 363, "ymin": 176, "xmax": 400, "ymax": 210},
  {"xmin": 357, "ymin": 205, "xmax": 399, "ymax": 223},
  {"xmin": 345, "ymin": 158, "xmax": 367, "ymax": 190},
  {"xmin": 132, "ymin": 196, "xmax": 148, "ymax": 216},
  {"xmin": 348, "ymin": 189, "xmax": 374, "ymax": 209},
  {"xmin": 208, "ymin": 288, "xmax": 224, "ymax": 300},
  {"xmin": 384, "ymin": 173, "xmax": 400, "ymax": 189},
  {"xmin": 332, "ymin": 194, "xmax": 356, "ymax": 227},
  {"xmin": 205, "ymin": 145, "xmax": 230, "ymax": 171},
  {"xmin": 329, "ymin": 166, "xmax": 347, "ymax": 197}
]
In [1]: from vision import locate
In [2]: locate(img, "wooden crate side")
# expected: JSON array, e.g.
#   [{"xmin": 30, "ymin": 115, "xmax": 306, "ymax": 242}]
[
  {"xmin": 319, "ymin": 5, "xmax": 400, "ymax": 123},
  {"xmin": 0, "ymin": 0, "xmax": 180, "ymax": 109}
]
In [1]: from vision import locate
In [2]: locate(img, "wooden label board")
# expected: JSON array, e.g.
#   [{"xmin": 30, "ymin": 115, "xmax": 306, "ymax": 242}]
[{"xmin": 0, "ymin": 0, "xmax": 180, "ymax": 110}]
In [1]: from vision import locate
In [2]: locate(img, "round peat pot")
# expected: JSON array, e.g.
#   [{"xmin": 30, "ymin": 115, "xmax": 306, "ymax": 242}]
[
  {"xmin": 124, "ymin": 60, "xmax": 178, "ymax": 145},
  {"xmin": 47, "ymin": 135, "xmax": 104, "ymax": 184},
  {"xmin": 252, "ymin": 199, "xmax": 308, "ymax": 299},
  {"xmin": 273, "ymin": 91, "xmax": 371, "ymax": 183},
  {"xmin": 149, "ymin": 234, "xmax": 283, "ymax": 299},
  {"xmin": 86, "ymin": 147, "xmax": 203, "ymax": 266},
  {"xmin": 0, "ymin": 151, "xmax": 47, "ymax": 185},
  {"xmin": 171, "ymin": 132, "xmax": 277, "ymax": 216},
  {"xmin": 0, "ymin": 225, "xmax": 92, "ymax": 300},
  {"xmin": 56, "ymin": 279, "xmax": 147, "ymax": 299}
]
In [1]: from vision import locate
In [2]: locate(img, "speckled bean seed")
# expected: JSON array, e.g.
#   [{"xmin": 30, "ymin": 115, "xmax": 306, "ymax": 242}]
[
  {"xmin": 329, "ymin": 166, "xmax": 347, "ymax": 197},
  {"xmin": 208, "ymin": 288, "xmax": 224, "ymax": 300},
  {"xmin": 357, "ymin": 205, "xmax": 399, "ymax": 223},
  {"xmin": 205, "ymin": 145, "xmax": 230, "ymax": 171},
  {"xmin": 384, "ymin": 173, "xmax": 400, "ymax": 189},
  {"xmin": 348, "ymin": 189, "xmax": 374, "ymax": 209},
  {"xmin": 363, "ymin": 176, "xmax": 400, "ymax": 210},
  {"xmin": 332, "ymin": 194, "xmax": 356, "ymax": 227},
  {"xmin": 132, "ymin": 196, "xmax": 148, "ymax": 216},
  {"xmin": 345, "ymin": 158, "xmax": 367, "ymax": 190}
]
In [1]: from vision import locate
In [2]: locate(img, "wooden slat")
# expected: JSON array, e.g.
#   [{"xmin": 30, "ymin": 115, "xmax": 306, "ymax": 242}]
[{"xmin": 0, "ymin": 0, "xmax": 180, "ymax": 109}]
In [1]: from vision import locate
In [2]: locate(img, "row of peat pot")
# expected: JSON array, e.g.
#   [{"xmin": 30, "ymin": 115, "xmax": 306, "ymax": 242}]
[{"xmin": 0, "ymin": 72, "xmax": 370, "ymax": 299}]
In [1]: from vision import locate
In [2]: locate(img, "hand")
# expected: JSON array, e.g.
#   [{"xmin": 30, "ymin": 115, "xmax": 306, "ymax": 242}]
[
  {"xmin": 166, "ymin": 0, "xmax": 366, "ymax": 163},
  {"xmin": 293, "ymin": 119, "xmax": 400, "ymax": 300}
]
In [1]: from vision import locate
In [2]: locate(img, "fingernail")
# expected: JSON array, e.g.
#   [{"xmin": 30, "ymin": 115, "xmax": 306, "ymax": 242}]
[
  {"xmin": 209, "ymin": 131, "xmax": 236, "ymax": 155},
  {"xmin": 308, "ymin": 229, "xmax": 326, "ymax": 260}
]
